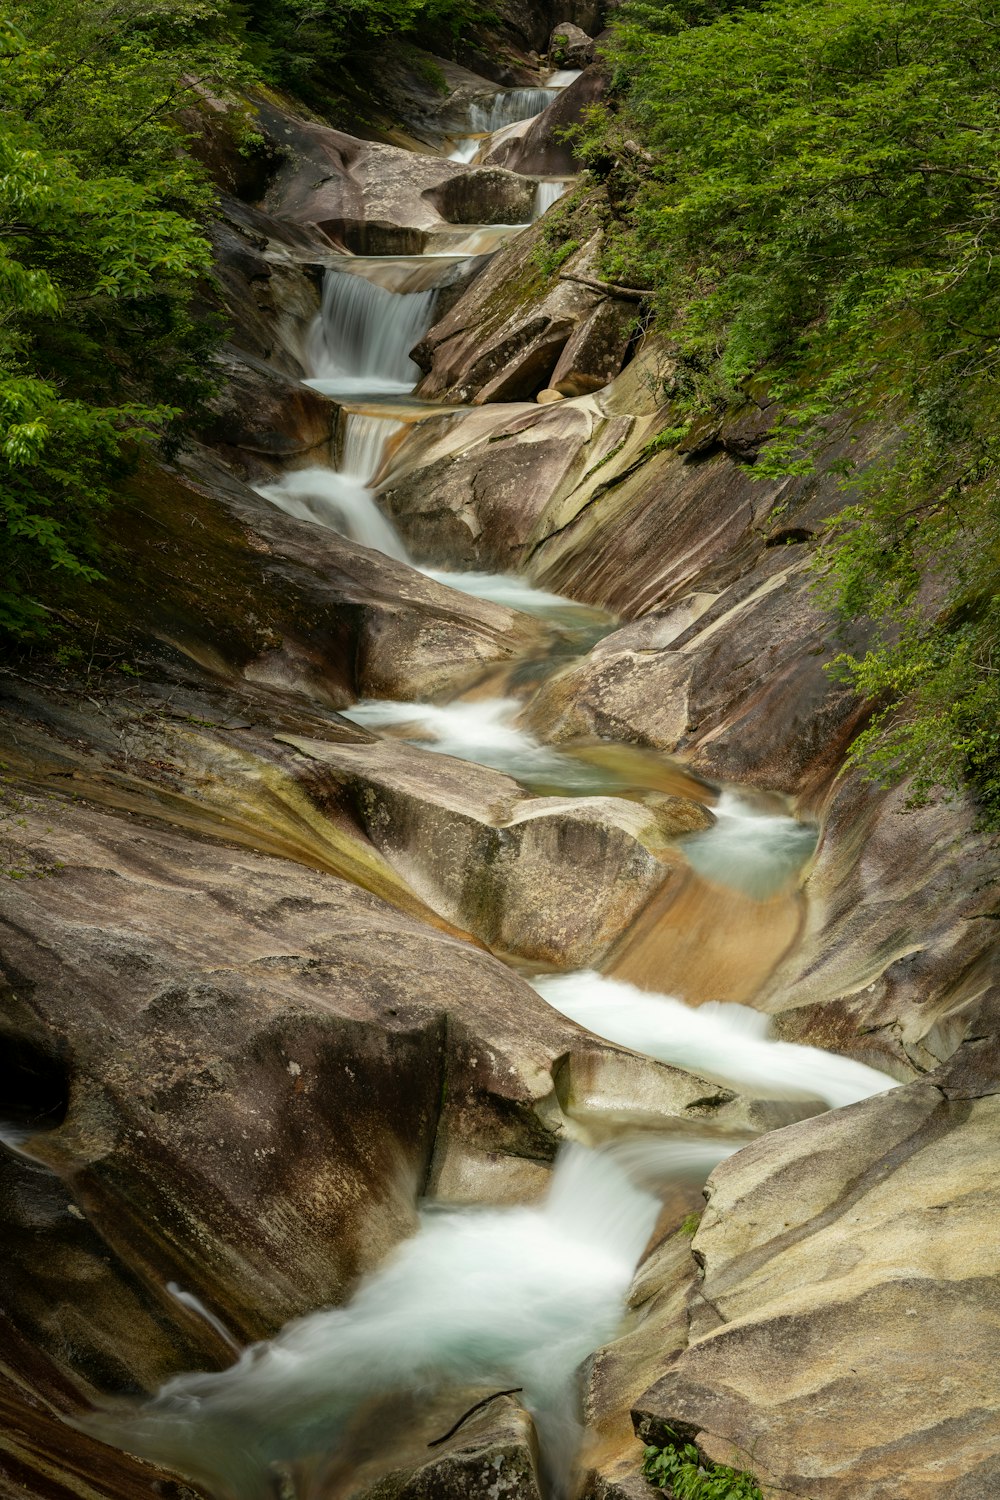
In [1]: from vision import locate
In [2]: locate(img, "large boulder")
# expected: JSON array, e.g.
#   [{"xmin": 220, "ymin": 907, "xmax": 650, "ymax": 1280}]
[
  {"xmin": 631, "ymin": 1051, "xmax": 1000, "ymax": 1499},
  {"xmin": 548, "ymin": 21, "xmax": 596, "ymax": 66},
  {"xmin": 82, "ymin": 446, "xmax": 541, "ymax": 711},
  {"xmin": 413, "ymin": 229, "xmax": 621, "ymax": 402}
]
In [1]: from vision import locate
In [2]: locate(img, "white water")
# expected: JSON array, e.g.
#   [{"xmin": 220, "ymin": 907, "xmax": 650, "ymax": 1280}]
[
  {"xmin": 683, "ymin": 790, "xmax": 818, "ymax": 898},
  {"xmin": 448, "ymin": 135, "xmax": 483, "ymax": 163},
  {"xmin": 470, "ymin": 88, "xmax": 557, "ymax": 133},
  {"xmin": 534, "ymin": 180, "xmax": 571, "ymax": 219},
  {"xmin": 342, "ymin": 696, "xmax": 607, "ymax": 791},
  {"xmin": 166, "ymin": 1283, "xmax": 242, "ymax": 1355},
  {"xmin": 534, "ymin": 972, "xmax": 899, "ymax": 1111},
  {"xmin": 305, "ymin": 270, "xmax": 437, "ymax": 395},
  {"xmin": 422, "ymin": 566, "xmax": 576, "ymax": 612},
  {"xmin": 95, "ymin": 1145, "xmax": 659, "ymax": 1500},
  {"xmin": 254, "ymin": 412, "xmax": 409, "ymax": 561}
]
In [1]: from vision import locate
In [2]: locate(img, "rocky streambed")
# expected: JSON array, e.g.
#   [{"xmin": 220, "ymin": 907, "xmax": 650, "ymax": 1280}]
[{"xmin": 1, "ymin": 21, "xmax": 999, "ymax": 1500}]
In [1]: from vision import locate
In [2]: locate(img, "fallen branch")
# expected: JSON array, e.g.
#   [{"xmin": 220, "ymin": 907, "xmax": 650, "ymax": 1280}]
[
  {"xmin": 558, "ymin": 271, "xmax": 650, "ymax": 301},
  {"xmin": 427, "ymin": 1389, "xmax": 524, "ymax": 1448}
]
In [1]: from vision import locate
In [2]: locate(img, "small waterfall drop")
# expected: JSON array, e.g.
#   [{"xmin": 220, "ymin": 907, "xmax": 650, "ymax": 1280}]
[
  {"xmin": 534, "ymin": 180, "xmax": 570, "ymax": 219},
  {"xmin": 546, "ymin": 69, "xmax": 584, "ymax": 89},
  {"xmin": 89, "ymin": 1144, "xmax": 660, "ymax": 1500},
  {"xmin": 447, "ymin": 136, "xmax": 482, "ymax": 163},
  {"xmin": 305, "ymin": 269, "xmax": 437, "ymax": 395},
  {"xmin": 342, "ymin": 696, "xmax": 609, "ymax": 791},
  {"xmin": 683, "ymin": 789, "xmax": 818, "ymax": 897},
  {"xmin": 470, "ymin": 88, "xmax": 556, "ymax": 133},
  {"xmin": 534, "ymin": 971, "xmax": 899, "ymax": 1110},
  {"xmin": 254, "ymin": 413, "xmax": 409, "ymax": 561}
]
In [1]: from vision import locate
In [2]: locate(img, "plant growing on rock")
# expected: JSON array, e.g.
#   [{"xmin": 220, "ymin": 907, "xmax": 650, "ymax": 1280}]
[
  {"xmin": 642, "ymin": 1437, "xmax": 763, "ymax": 1500},
  {"xmin": 577, "ymin": 0, "xmax": 1000, "ymax": 822}
]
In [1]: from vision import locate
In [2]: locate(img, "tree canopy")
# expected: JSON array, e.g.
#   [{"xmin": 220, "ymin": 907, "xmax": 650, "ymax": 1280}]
[{"xmin": 580, "ymin": 0, "xmax": 1000, "ymax": 819}]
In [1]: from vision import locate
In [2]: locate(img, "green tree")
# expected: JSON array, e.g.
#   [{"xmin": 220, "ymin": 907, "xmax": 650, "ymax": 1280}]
[
  {"xmin": 0, "ymin": 0, "xmax": 239, "ymax": 637},
  {"xmin": 582, "ymin": 0, "xmax": 1000, "ymax": 819}
]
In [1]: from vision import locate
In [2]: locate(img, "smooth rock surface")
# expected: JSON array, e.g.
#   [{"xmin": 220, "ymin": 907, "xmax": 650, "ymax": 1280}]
[{"xmin": 632, "ymin": 1060, "xmax": 1000, "ymax": 1499}]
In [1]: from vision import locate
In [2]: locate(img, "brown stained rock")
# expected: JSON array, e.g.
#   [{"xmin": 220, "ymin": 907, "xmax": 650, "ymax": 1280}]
[
  {"xmin": 761, "ymin": 768, "xmax": 1000, "ymax": 1076},
  {"xmin": 631, "ymin": 1072, "xmax": 1000, "ymax": 1499},
  {"xmin": 550, "ymin": 299, "xmax": 638, "ymax": 397},
  {"xmin": 83, "ymin": 447, "xmax": 539, "ymax": 711},
  {"xmin": 201, "ymin": 350, "xmax": 335, "ymax": 466}
]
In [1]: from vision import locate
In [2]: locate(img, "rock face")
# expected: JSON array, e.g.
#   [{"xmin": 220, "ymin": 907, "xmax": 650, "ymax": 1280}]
[
  {"xmin": 548, "ymin": 21, "xmax": 596, "ymax": 65},
  {"xmin": 413, "ymin": 230, "xmax": 636, "ymax": 403},
  {"xmin": 83, "ymin": 446, "xmax": 540, "ymax": 710},
  {"xmin": 632, "ymin": 1040, "xmax": 1000, "ymax": 1500}
]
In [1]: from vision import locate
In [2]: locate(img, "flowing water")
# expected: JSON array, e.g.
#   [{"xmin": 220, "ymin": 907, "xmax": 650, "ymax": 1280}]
[
  {"xmin": 469, "ymin": 87, "xmax": 557, "ymax": 134},
  {"xmin": 534, "ymin": 180, "xmax": 571, "ymax": 218},
  {"xmin": 305, "ymin": 269, "xmax": 438, "ymax": 395},
  {"xmin": 534, "ymin": 972, "xmax": 898, "ymax": 1110},
  {"xmin": 93, "ymin": 1144, "xmax": 660, "ymax": 1500},
  {"xmin": 89, "ymin": 49, "xmax": 889, "ymax": 1500}
]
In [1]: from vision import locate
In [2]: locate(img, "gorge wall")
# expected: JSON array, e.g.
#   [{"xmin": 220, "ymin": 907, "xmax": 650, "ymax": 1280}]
[{"xmin": 1, "ymin": 10, "xmax": 998, "ymax": 1500}]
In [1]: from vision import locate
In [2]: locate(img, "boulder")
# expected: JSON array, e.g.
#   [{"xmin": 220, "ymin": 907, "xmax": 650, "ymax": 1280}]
[
  {"xmin": 548, "ymin": 22, "xmax": 596, "ymax": 66},
  {"xmin": 550, "ymin": 296, "xmax": 638, "ymax": 396},
  {"xmin": 413, "ymin": 227, "xmax": 607, "ymax": 402},
  {"xmin": 82, "ymin": 446, "xmax": 541, "ymax": 711},
  {"xmin": 631, "ymin": 1056, "xmax": 1000, "ymax": 1499},
  {"xmin": 486, "ymin": 64, "xmax": 608, "ymax": 176},
  {"xmin": 378, "ymin": 398, "xmax": 611, "ymax": 568},
  {"xmin": 256, "ymin": 100, "xmax": 533, "ymax": 250}
]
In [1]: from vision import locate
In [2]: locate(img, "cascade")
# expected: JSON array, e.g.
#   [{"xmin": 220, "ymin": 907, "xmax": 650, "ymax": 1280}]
[
  {"xmin": 682, "ymin": 788, "xmax": 818, "ymax": 897},
  {"xmin": 533, "ymin": 972, "xmax": 899, "ymax": 1110},
  {"xmin": 469, "ymin": 87, "xmax": 556, "ymax": 133},
  {"xmin": 254, "ymin": 414, "xmax": 409, "ymax": 561},
  {"xmin": 305, "ymin": 269, "xmax": 438, "ymax": 394},
  {"xmin": 534, "ymin": 179, "xmax": 571, "ymax": 218},
  {"xmin": 92, "ymin": 1144, "xmax": 662, "ymax": 1500}
]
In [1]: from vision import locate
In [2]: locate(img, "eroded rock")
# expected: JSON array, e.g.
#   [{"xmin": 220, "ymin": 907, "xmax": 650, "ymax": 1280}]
[{"xmin": 632, "ymin": 1063, "xmax": 1000, "ymax": 1499}]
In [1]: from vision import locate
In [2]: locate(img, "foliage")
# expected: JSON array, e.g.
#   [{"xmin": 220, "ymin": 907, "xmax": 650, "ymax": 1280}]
[
  {"xmin": 642, "ymin": 1437, "xmax": 763, "ymax": 1499},
  {"xmin": 0, "ymin": 0, "xmax": 238, "ymax": 639},
  {"xmin": 579, "ymin": 0, "xmax": 1000, "ymax": 820},
  {"xmin": 234, "ymin": 0, "xmax": 483, "ymax": 105}
]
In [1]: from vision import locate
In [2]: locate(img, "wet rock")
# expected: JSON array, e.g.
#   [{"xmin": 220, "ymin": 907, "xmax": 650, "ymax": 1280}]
[
  {"xmin": 761, "ymin": 767, "xmax": 1000, "ymax": 1077},
  {"xmin": 379, "ymin": 399, "xmax": 601, "ymax": 568},
  {"xmin": 274, "ymin": 733, "xmax": 677, "ymax": 966},
  {"xmin": 413, "ymin": 228, "xmax": 606, "ymax": 402},
  {"xmin": 84, "ymin": 446, "xmax": 540, "ymax": 710},
  {"xmin": 256, "ymin": 100, "xmax": 533, "ymax": 248},
  {"xmin": 631, "ymin": 1064, "xmax": 1000, "ymax": 1499},
  {"xmin": 321, "ymin": 1389, "xmax": 543, "ymax": 1500},
  {"xmin": 486, "ymin": 64, "xmax": 608, "ymax": 176},
  {"xmin": 548, "ymin": 22, "xmax": 595, "ymax": 66},
  {"xmin": 201, "ymin": 349, "xmax": 335, "ymax": 464}
]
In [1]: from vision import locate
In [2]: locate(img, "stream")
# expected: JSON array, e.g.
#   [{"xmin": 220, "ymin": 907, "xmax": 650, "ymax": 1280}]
[{"xmin": 89, "ymin": 65, "xmax": 900, "ymax": 1500}]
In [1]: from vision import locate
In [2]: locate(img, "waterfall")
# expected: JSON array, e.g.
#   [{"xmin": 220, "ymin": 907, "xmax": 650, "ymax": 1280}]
[
  {"xmin": 448, "ymin": 136, "xmax": 482, "ymax": 163},
  {"xmin": 546, "ymin": 69, "xmax": 584, "ymax": 89},
  {"xmin": 88, "ymin": 1144, "xmax": 660, "ymax": 1500},
  {"xmin": 534, "ymin": 180, "xmax": 570, "ymax": 219},
  {"xmin": 533, "ymin": 971, "xmax": 899, "ymax": 1110},
  {"xmin": 253, "ymin": 414, "xmax": 410, "ymax": 562},
  {"xmin": 469, "ymin": 88, "xmax": 557, "ymax": 134},
  {"xmin": 305, "ymin": 269, "xmax": 438, "ymax": 395}
]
